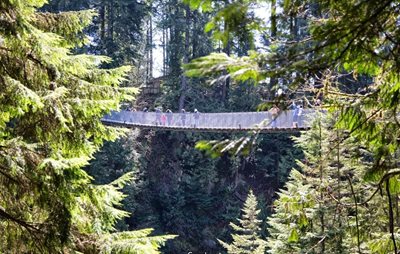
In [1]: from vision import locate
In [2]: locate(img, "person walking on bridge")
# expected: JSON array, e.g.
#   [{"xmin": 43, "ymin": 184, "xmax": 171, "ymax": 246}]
[
  {"xmin": 161, "ymin": 112, "xmax": 167, "ymax": 126},
  {"xmin": 290, "ymin": 101, "xmax": 300, "ymax": 128},
  {"xmin": 129, "ymin": 108, "xmax": 136, "ymax": 123},
  {"xmin": 180, "ymin": 109, "xmax": 186, "ymax": 126},
  {"xmin": 297, "ymin": 104, "xmax": 303, "ymax": 127},
  {"xmin": 166, "ymin": 109, "xmax": 173, "ymax": 126},
  {"xmin": 141, "ymin": 107, "xmax": 148, "ymax": 125},
  {"xmin": 269, "ymin": 104, "xmax": 280, "ymax": 128},
  {"xmin": 289, "ymin": 101, "xmax": 297, "ymax": 111},
  {"xmin": 193, "ymin": 109, "xmax": 200, "ymax": 128},
  {"xmin": 291, "ymin": 102, "xmax": 299, "ymax": 127},
  {"xmin": 155, "ymin": 107, "xmax": 162, "ymax": 126}
]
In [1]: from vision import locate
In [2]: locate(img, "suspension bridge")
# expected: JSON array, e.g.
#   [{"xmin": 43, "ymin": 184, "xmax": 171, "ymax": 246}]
[{"xmin": 102, "ymin": 109, "xmax": 319, "ymax": 133}]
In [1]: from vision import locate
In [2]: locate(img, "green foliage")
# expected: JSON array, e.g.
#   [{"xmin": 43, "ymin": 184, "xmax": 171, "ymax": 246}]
[
  {"xmin": 34, "ymin": 10, "xmax": 97, "ymax": 47},
  {"xmin": 266, "ymin": 115, "xmax": 399, "ymax": 253},
  {"xmin": 183, "ymin": 0, "xmax": 213, "ymax": 12},
  {"xmin": 74, "ymin": 173, "xmax": 134, "ymax": 234},
  {"xmin": 100, "ymin": 229, "xmax": 177, "ymax": 254},
  {"xmin": 185, "ymin": 0, "xmax": 263, "ymax": 48},
  {"xmin": 219, "ymin": 189, "xmax": 267, "ymax": 254},
  {"xmin": 195, "ymin": 135, "xmax": 253, "ymax": 158},
  {"xmin": 0, "ymin": 1, "xmax": 171, "ymax": 252},
  {"xmin": 183, "ymin": 1, "xmax": 400, "ymax": 252},
  {"xmin": 184, "ymin": 52, "xmax": 266, "ymax": 85},
  {"xmin": 42, "ymin": 0, "xmax": 150, "ymax": 67}
]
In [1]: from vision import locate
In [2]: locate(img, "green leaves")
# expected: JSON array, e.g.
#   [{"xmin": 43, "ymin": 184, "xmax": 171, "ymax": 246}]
[
  {"xmin": 184, "ymin": 52, "xmax": 266, "ymax": 85},
  {"xmin": 183, "ymin": 0, "xmax": 213, "ymax": 12},
  {"xmin": 184, "ymin": 0, "xmax": 264, "ymax": 47},
  {"xmin": 204, "ymin": 20, "xmax": 215, "ymax": 32}
]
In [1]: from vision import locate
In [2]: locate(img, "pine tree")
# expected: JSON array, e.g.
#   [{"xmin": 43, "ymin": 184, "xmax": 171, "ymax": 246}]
[
  {"xmin": 0, "ymin": 1, "xmax": 174, "ymax": 252},
  {"xmin": 266, "ymin": 114, "xmax": 392, "ymax": 253},
  {"xmin": 219, "ymin": 189, "xmax": 266, "ymax": 254}
]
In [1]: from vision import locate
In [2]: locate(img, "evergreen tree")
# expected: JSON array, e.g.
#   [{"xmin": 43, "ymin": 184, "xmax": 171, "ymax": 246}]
[
  {"xmin": 266, "ymin": 114, "xmax": 393, "ymax": 253},
  {"xmin": 0, "ymin": 1, "xmax": 174, "ymax": 252},
  {"xmin": 219, "ymin": 189, "xmax": 267, "ymax": 254},
  {"xmin": 42, "ymin": 0, "xmax": 149, "ymax": 68}
]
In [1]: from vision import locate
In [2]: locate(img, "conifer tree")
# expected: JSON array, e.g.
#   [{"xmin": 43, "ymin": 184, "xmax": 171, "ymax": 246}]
[
  {"xmin": 0, "ymin": 1, "xmax": 174, "ymax": 252},
  {"xmin": 266, "ymin": 114, "xmax": 391, "ymax": 253},
  {"xmin": 266, "ymin": 116, "xmax": 334, "ymax": 253},
  {"xmin": 219, "ymin": 189, "xmax": 266, "ymax": 254}
]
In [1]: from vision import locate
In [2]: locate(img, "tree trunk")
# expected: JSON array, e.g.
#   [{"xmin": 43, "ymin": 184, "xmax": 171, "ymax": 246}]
[
  {"xmin": 269, "ymin": 0, "xmax": 277, "ymax": 99},
  {"xmin": 192, "ymin": 11, "xmax": 198, "ymax": 59},
  {"xmin": 178, "ymin": 6, "xmax": 190, "ymax": 110},
  {"xmin": 149, "ymin": 14, "xmax": 153, "ymax": 79},
  {"xmin": 162, "ymin": 25, "xmax": 166, "ymax": 76},
  {"xmin": 108, "ymin": 0, "xmax": 114, "ymax": 42},
  {"xmin": 318, "ymin": 122, "xmax": 325, "ymax": 253},
  {"xmin": 100, "ymin": 2, "xmax": 106, "ymax": 42},
  {"xmin": 166, "ymin": 27, "xmax": 169, "ymax": 75},
  {"xmin": 221, "ymin": 19, "xmax": 231, "ymax": 105}
]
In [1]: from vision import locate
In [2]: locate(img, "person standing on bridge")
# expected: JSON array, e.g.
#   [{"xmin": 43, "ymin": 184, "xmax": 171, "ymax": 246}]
[
  {"xmin": 269, "ymin": 104, "xmax": 280, "ymax": 128},
  {"xmin": 155, "ymin": 107, "xmax": 162, "ymax": 125},
  {"xmin": 180, "ymin": 109, "xmax": 186, "ymax": 126},
  {"xmin": 161, "ymin": 112, "xmax": 167, "ymax": 126},
  {"xmin": 297, "ymin": 104, "xmax": 303, "ymax": 127},
  {"xmin": 166, "ymin": 109, "xmax": 173, "ymax": 126},
  {"xmin": 129, "ymin": 108, "xmax": 136, "ymax": 123},
  {"xmin": 291, "ymin": 102, "xmax": 299, "ymax": 127},
  {"xmin": 141, "ymin": 107, "xmax": 148, "ymax": 125},
  {"xmin": 289, "ymin": 101, "xmax": 296, "ymax": 110},
  {"xmin": 193, "ymin": 109, "xmax": 200, "ymax": 128}
]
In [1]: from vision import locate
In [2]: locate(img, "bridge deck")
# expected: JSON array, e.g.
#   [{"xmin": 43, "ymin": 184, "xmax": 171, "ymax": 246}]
[{"xmin": 101, "ymin": 110, "xmax": 315, "ymax": 133}]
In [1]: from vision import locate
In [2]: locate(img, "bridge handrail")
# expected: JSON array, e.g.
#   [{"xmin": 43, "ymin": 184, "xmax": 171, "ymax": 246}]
[{"xmin": 102, "ymin": 109, "xmax": 322, "ymax": 130}]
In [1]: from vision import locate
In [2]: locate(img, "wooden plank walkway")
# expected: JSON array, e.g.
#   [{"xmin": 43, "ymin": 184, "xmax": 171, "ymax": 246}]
[{"xmin": 101, "ymin": 120, "xmax": 310, "ymax": 133}]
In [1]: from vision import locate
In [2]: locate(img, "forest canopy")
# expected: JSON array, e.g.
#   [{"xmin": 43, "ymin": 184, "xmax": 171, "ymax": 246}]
[{"xmin": 2, "ymin": 0, "xmax": 400, "ymax": 253}]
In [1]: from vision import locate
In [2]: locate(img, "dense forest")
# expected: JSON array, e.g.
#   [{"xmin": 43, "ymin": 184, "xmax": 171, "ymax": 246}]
[{"xmin": 1, "ymin": 0, "xmax": 400, "ymax": 253}]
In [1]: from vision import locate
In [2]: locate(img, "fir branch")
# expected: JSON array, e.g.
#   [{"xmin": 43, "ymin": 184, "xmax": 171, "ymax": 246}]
[
  {"xmin": 0, "ymin": 207, "xmax": 40, "ymax": 232},
  {"xmin": 0, "ymin": 165, "xmax": 21, "ymax": 184}
]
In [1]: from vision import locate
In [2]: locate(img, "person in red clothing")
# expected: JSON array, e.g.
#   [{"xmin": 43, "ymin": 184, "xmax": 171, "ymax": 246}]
[{"xmin": 161, "ymin": 112, "xmax": 167, "ymax": 126}]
